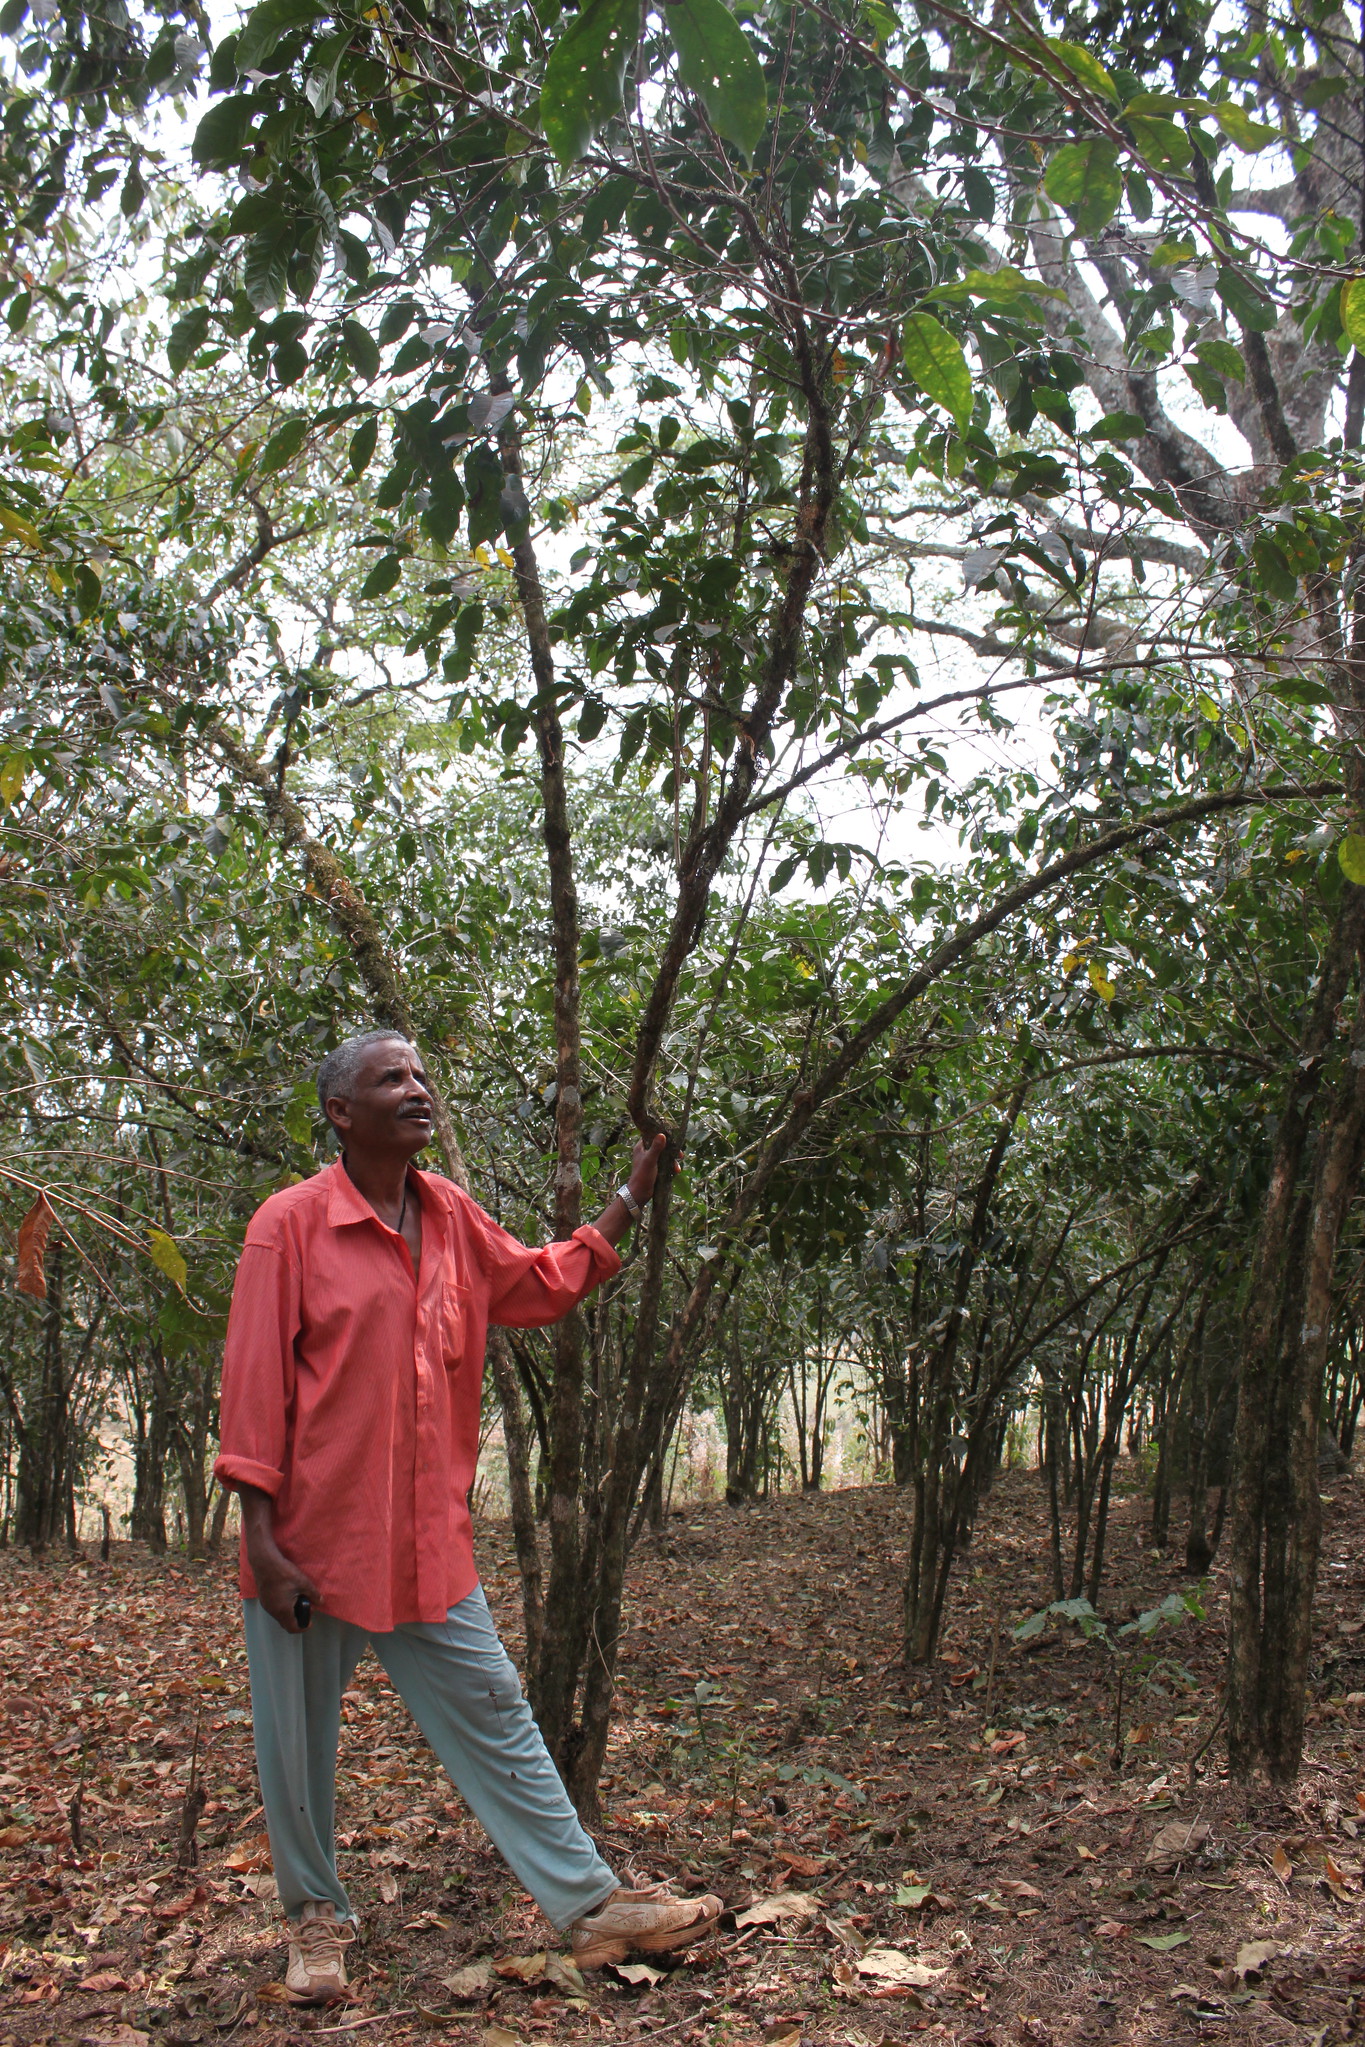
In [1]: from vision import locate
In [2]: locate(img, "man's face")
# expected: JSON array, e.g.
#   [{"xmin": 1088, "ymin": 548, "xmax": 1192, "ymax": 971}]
[{"xmin": 326, "ymin": 1040, "xmax": 434, "ymax": 1159}]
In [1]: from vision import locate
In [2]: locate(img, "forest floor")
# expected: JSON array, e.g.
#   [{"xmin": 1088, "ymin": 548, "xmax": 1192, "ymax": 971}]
[{"xmin": 1, "ymin": 1462, "xmax": 1363, "ymax": 2047}]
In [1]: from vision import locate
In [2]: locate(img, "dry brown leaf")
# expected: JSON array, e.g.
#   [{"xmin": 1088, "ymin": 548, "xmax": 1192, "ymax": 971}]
[
  {"xmin": 1271, "ymin": 1842, "xmax": 1293, "ymax": 1883},
  {"xmin": 1093, "ymin": 1921, "xmax": 1128, "ymax": 1938},
  {"xmin": 1074, "ymin": 1843, "xmax": 1097, "ymax": 1861},
  {"xmin": 1234, "ymin": 1940, "xmax": 1282, "ymax": 1980},
  {"xmin": 17, "ymin": 1192, "xmax": 54, "ymax": 1299},
  {"xmin": 378, "ymin": 1872, "xmax": 399, "ymax": 1904},
  {"xmin": 763, "ymin": 2025, "xmax": 802, "ymax": 2045},
  {"xmin": 832, "ymin": 1957, "xmax": 858, "ymax": 1994},
  {"xmin": 221, "ymin": 1835, "xmax": 272, "ymax": 1875},
  {"xmin": 855, "ymin": 1948, "xmax": 945, "ymax": 1986},
  {"xmin": 542, "ymin": 1953, "xmax": 586, "ymax": 1995},
  {"xmin": 481, "ymin": 2027, "xmax": 523, "ymax": 2047},
  {"xmin": 613, "ymin": 1962, "xmax": 665, "ymax": 1986},
  {"xmin": 79, "ymin": 2030, "xmax": 149, "ymax": 2047},
  {"xmin": 734, "ymin": 1889, "xmax": 820, "ymax": 1927},
  {"xmin": 80, "ymin": 1973, "xmax": 129, "ymax": 1994},
  {"xmin": 442, "ymin": 1960, "xmax": 495, "ymax": 1999},
  {"xmin": 998, "ymin": 1880, "xmax": 1043, "ymax": 1898},
  {"xmin": 777, "ymin": 1852, "xmax": 827, "ymax": 1878},
  {"xmin": 1145, "ymin": 1819, "xmax": 1210, "ymax": 1870},
  {"xmin": 494, "ymin": 1953, "xmax": 547, "ymax": 1982},
  {"xmin": 1324, "ymin": 1850, "xmax": 1352, "ymax": 1887}
]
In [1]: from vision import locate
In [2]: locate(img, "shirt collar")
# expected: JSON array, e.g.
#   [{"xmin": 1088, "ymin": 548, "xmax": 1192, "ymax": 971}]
[{"xmin": 324, "ymin": 1156, "xmax": 438, "ymax": 1228}]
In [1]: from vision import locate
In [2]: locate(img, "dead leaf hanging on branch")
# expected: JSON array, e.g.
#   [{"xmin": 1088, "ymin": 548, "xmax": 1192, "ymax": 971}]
[{"xmin": 17, "ymin": 1190, "xmax": 54, "ymax": 1297}]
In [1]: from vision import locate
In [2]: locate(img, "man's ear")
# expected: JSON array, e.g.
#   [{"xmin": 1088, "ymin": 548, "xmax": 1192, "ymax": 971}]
[{"xmin": 325, "ymin": 1097, "xmax": 352, "ymax": 1136}]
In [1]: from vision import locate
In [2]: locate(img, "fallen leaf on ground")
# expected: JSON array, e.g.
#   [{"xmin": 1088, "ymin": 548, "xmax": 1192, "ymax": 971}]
[
  {"xmin": 481, "ymin": 2027, "xmax": 523, "ymax": 2047},
  {"xmin": 856, "ymin": 1948, "xmax": 945, "ymax": 1986},
  {"xmin": 613, "ymin": 1961, "xmax": 666, "ymax": 1986},
  {"xmin": 543, "ymin": 1953, "xmax": 586, "ymax": 1994},
  {"xmin": 443, "ymin": 1960, "xmax": 495, "ymax": 1998},
  {"xmin": 1094, "ymin": 1921, "xmax": 1128, "ymax": 1938},
  {"xmin": 777, "ymin": 1852, "xmax": 826, "ymax": 1877},
  {"xmin": 494, "ymin": 1952, "xmax": 546, "ymax": 1982},
  {"xmin": 379, "ymin": 1871, "xmax": 399, "ymax": 1903},
  {"xmin": 81, "ymin": 1972, "xmax": 129, "ymax": 1993},
  {"xmin": 895, "ymin": 1883, "xmax": 931, "ymax": 1907},
  {"xmin": 1075, "ymin": 1843, "xmax": 1097, "ymax": 1860},
  {"xmin": 221, "ymin": 1835, "xmax": 272, "ymax": 1874},
  {"xmin": 1134, "ymin": 1930, "xmax": 1190, "ymax": 1951},
  {"xmin": 735, "ymin": 1889, "xmax": 820, "ymax": 1927},
  {"xmin": 1145, "ymin": 1819, "xmax": 1209, "ymax": 1870},
  {"xmin": 763, "ymin": 2025, "xmax": 802, "ymax": 2045},
  {"xmin": 79, "ymin": 2030, "xmax": 149, "ymax": 2047},
  {"xmin": 998, "ymin": 1879, "xmax": 1043, "ymax": 1898},
  {"xmin": 1271, "ymin": 1842, "xmax": 1293, "ymax": 1883},
  {"xmin": 1235, "ymin": 1940, "xmax": 1283, "ymax": 1980}
]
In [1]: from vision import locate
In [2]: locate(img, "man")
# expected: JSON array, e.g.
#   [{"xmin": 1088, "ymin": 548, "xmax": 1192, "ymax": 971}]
[{"xmin": 214, "ymin": 1029, "xmax": 720, "ymax": 2003}]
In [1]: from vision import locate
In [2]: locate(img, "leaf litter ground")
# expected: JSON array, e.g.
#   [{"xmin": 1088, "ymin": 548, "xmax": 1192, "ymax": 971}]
[{"xmin": 1, "ymin": 1465, "xmax": 1363, "ymax": 2047}]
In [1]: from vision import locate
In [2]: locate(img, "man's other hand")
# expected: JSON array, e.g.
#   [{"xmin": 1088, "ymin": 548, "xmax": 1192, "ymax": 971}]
[
  {"xmin": 627, "ymin": 1130, "xmax": 672, "ymax": 1208},
  {"xmin": 238, "ymin": 1484, "xmax": 321, "ymax": 1633}
]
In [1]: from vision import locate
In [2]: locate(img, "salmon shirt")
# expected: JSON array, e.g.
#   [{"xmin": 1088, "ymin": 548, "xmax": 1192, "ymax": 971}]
[{"xmin": 214, "ymin": 1160, "xmax": 620, "ymax": 1632}]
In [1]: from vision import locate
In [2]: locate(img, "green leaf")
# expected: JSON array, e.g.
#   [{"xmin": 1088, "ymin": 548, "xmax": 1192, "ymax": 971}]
[
  {"xmin": 1039, "ymin": 37, "xmax": 1118, "ymax": 103},
  {"xmin": 1214, "ymin": 102, "xmax": 1278, "ymax": 152},
  {"xmin": 1086, "ymin": 410, "xmax": 1146, "ymax": 442},
  {"xmin": 1133, "ymin": 1931, "xmax": 1190, "ymax": 1951},
  {"xmin": 360, "ymin": 552, "xmax": 405, "ymax": 600},
  {"xmin": 666, "ymin": 0, "xmax": 768, "ymax": 159},
  {"xmin": 895, "ymin": 1884, "xmax": 931, "ymax": 1907},
  {"xmin": 1125, "ymin": 113, "xmax": 1192, "ymax": 175},
  {"xmin": 148, "ymin": 1226, "xmax": 188, "ymax": 1291},
  {"xmin": 257, "ymin": 415, "xmax": 310, "ymax": 477},
  {"xmin": 0, "ymin": 503, "xmax": 42, "ymax": 548},
  {"xmin": 0, "ymin": 752, "xmax": 30, "ymax": 805},
  {"xmin": 1251, "ymin": 533, "xmax": 1297, "ymax": 603},
  {"xmin": 1194, "ymin": 337, "xmax": 1246, "ymax": 383},
  {"xmin": 1042, "ymin": 139, "xmax": 1122, "ymax": 236},
  {"xmin": 540, "ymin": 0, "xmax": 641, "ymax": 165},
  {"xmin": 1341, "ymin": 277, "xmax": 1365, "ymax": 350},
  {"xmin": 167, "ymin": 307, "xmax": 211, "ymax": 376},
  {"xmin": 1338, "ymin": 834, "xmax": 1365, "ymax": 884},
  {"xmin": 235, "ymin": 0, "xmax": 326, "ymax": 76},
  {"xmin": 928, "ymin": 265, "xmax": 1064, "ymax": 305},
  {"xmin": 192, "ymin": 94, "xmax": 255, "ymax": 170},
  {"xmin": 349, "ymin": 415, "xmax": 379, "ymax": 474},
  {"xmin": 1217, "ymin": 265, "xmax": 1277, "ymax": 333},
  {"xmin": 901, "ymin": 313, "xmax": 972, "ymax": 433},
  {"xmin": 244, "ymin": 229, "xmax": 290, "ymax": 314},
  {"xmin": 342, "ymin": 318, "xmax": 380, "ymax": 381}
]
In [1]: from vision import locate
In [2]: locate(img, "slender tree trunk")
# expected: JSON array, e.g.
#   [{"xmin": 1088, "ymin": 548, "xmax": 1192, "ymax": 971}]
[{"xmin": 1227, "ymin": 889, "xmax": 1365, "ymax": 1780}]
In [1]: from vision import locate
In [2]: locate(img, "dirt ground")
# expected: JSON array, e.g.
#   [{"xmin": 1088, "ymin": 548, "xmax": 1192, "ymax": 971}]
[{"xmin": 0, "ymin": 1460, "xmax": 1362, "ymax": 2047}]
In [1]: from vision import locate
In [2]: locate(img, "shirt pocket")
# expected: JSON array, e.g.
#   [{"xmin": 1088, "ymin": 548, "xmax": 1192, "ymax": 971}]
[{"xmin": 439, "ymin": 1280, "xmax": 470, "ymax": 1369}]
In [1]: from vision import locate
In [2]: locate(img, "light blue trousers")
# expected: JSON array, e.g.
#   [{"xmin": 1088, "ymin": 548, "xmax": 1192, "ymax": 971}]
[{"xmin": 242, "ymin": 1585, "xmax": 618, "ymax": 1930}]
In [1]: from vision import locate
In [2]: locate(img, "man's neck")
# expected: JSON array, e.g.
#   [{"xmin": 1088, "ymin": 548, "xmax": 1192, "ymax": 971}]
[{"xmin": 342, "ymin": 1150, "xmax": 412, "ymax": 1227}]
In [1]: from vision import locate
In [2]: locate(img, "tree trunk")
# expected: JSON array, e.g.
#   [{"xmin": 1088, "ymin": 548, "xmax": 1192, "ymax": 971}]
[{"xmin": 1227, "ymin": 889, "xmax": 1365, "ymax": 1781}]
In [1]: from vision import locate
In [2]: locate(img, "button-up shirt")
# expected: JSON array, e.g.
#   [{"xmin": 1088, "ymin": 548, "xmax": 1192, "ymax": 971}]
[{"xmin": 213, "ymin": 1159, "xmax": 620, "ymax": 1633}]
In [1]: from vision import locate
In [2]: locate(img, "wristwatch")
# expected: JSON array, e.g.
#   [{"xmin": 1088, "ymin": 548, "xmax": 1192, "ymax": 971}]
[{"xmin": 616, "ymin": 1183, "xmax": 643, "ymax": 1220}]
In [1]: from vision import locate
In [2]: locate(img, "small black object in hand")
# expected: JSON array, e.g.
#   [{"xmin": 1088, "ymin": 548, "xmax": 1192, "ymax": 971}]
[{"xmin": 294, "ymin": 1594, "xmax": 312, "ymax": 1630}]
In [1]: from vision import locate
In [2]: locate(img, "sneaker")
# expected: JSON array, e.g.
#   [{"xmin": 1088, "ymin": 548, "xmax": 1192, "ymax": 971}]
[
  {"xmin": 285, "ymin": 1900, "xmax": 355, "ymax": 2003},
  {"xmin": 570, "ymin": 1880, "xmax": 723, "ymax": 1970}
]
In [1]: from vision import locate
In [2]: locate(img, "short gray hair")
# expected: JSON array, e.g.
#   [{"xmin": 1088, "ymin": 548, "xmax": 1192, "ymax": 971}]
[{"xmin": 316, "ymin": 1029, "xmax": 415, "ymax": 1129}]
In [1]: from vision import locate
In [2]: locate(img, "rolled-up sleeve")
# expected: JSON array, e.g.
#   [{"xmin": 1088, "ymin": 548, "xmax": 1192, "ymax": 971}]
[
  {"xmin": 214, "ymin": 1240, "xmax": 301, "ymax": 1497},
  {"xmin": 470, "ymin": 1205, "xmax": 621, "ymax": 1328}
]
